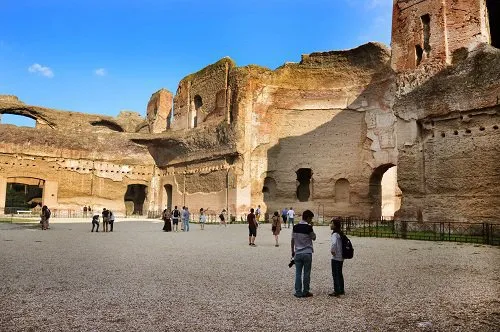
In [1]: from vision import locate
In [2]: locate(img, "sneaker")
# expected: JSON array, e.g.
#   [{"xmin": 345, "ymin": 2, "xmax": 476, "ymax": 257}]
[
  {"xmin": 303, "ymin": 292, "xmax": 313, "ymax": 297},
  {"xmin": 249, "ymin": 243, "xmax": 252, "ymax": 246},
  {"xmin": 293, "ymin": 293, "xmax": 303, "ymax": 298},
  {"xmin": 275, "ymin": 244, "xmax": 279, "ymax": 247}
]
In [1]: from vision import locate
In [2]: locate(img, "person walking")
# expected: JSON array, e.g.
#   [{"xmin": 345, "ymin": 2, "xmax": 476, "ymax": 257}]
[
  {"xmin": 287, "ymin": 207, "xmax": 295, "ymax": 228},
  {"xmin": 247, "ymin": 208, "xmax": 258, "ymax": 246},
  {"xmin": 199, "ymin": 208, "xmax": 208, "ymax": 230},
  {"xmin": 102, "ymin": 208, "xmax": 110, "ymax": 232},
  {"xmin": 91, "ymin": 214, "xmax": 100, "ymax": 232},
  {"xmin": 271, "ymin": 211, "xmax": 281, "ymax": 247},
  {"xmin": 162, "ymin": 208, "xmax": 172, "ymax": 232},
  {"xmin": 40, "ymin": 205, "xmax": 51, "ymax": 230},
  {"xmin": 281, "ymin": 207, "xmax": 288, "ymax": 228},
  {"xmin": 182, "ymin": 206, "xmax": 190, "ymax": 232},
  {"xmin": 291, "ymin": 210, "xmax": 316, "ymax": 298},
  {"xmin": 255, "ymin": 205, "xmax": 261, "ymax": 223},
  {"xmin": 219, "ymin": 209, "xmax": 227, "ymax": 227},
  {"xmin": 171, "ymin": 206, "xmax": 181, "ymax": 232},
  {"xmin": 329, "ymin": 219, "xmax": 345, "ymax": 297}
]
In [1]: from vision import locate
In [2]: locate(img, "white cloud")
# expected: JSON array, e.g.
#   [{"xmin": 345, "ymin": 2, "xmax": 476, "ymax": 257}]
[
  {"xmin": 94, "ymin": 68, "xmax": 107, "ymax": 76},
  {"xmin": 28, "ymin": 63, "xmax": 54, "ymax": 78}
]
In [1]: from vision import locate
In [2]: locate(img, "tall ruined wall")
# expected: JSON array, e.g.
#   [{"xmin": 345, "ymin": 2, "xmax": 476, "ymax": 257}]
[
  {"xmin": 0, "ymin": 99, "xmax": 156, "ymax": 215},
  {"xmin": 146, "ymin": 89, "xmax": 173, "ymax": 133},
  {"xmin": 172, "ymin": 58, "xmax": 234, "ymax": 131},
  {"xmin": 227, "ymin": 43, "xmax": 396, "ymax": 217}
]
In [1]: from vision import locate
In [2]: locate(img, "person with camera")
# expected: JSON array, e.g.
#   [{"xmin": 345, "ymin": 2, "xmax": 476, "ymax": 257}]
[{"xmin": 291, "ymin": 210, "xmax": 316, "ymax": 298}]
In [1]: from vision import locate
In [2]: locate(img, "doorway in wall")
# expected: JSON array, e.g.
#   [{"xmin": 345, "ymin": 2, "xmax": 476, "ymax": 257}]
[{"xmin": 124, "ymin": 184, "xmax": 147, "ymax": 215}]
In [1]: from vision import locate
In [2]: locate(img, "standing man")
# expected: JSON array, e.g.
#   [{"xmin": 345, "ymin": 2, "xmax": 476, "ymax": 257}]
[
  {"xmin": 247, "ymin": 208, "xmax": 258, "ymax": 246},
  {"xmin": 255, "ymin": 205, "xmax": 261, "ymax": 223},
  {"xmin": 291, "ymin": 210, "xmax": 316, "ymax": 298},
  {"xmin": 329, "ymin": 219, "xmax": 345, "ymax": 297},
  {"xmin": 287, "ymin": 207, "xmax": 295, "ymax": 228},
  {"xmin": 281, "ymin": 207, "xmax": 288, "ymax": 228},
  {"xmin": 102, "ymin": 208, "xmax": 110, "ymax": 232},
  {"xmin": 108, "ymin": 209, "xmax": 115, "ymax": 232},
  {"xmin": 182, "ymin": 206, "xmax": 190, "ymax": 232},
  {"xmin": 172, "ymin": 206, "xmax": 180, "ymax": 232},
  {"xmin": 40, "ymin": 205, "xmax": 51, "ymax": 230}
]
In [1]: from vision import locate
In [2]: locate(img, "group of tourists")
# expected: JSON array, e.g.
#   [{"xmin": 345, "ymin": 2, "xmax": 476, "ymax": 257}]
[
  {"xmin": 91, "ymin": 208, "xmax": 115, "ymax": 232},
  {"xmin": 161, "ymin": 206, "xmax": 226, "ymax": 232}
]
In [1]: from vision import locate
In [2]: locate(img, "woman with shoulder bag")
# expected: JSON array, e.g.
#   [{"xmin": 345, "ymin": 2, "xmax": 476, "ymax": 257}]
[{"xmin": 271, "ymin": 211, "xmax": 281, "ymax": 247}]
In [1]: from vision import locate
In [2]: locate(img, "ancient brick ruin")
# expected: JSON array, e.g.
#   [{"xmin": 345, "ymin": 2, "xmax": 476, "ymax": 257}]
[{"xmin": 1, "ymin": 0, "xmax": 498, "ymax": 222}]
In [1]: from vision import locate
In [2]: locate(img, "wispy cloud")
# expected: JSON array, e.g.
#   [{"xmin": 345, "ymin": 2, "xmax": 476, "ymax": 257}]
[
  {"xmin": 94, "ymin": 68, "xmax": 107, "ymax": 76},
  {"xmin": 28, "ymin": 63, "xmax": 54, "ymax": 78}
]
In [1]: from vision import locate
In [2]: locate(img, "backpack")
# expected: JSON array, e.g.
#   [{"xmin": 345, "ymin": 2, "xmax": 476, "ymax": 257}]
[
  {"xmin": 340, "ymin": 233, "xmax": 354, "ymax": 259},
  {"xmin": 45, "ymin": 209, "xmax": 51, "ymax": 219},
  {"xmin": 173, "ymin": 209, "xmax": 180, "ymax": 218}
]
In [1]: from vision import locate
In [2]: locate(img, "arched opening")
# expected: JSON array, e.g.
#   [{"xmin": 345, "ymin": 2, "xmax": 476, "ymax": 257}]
[
  {"xmin": 90, "ymin": 120, "xmax": 124, "ymax": 132},
  {"xmin": 194, "ymin": 95, "xmax": 203, "ymax": 110},
  {"xmin": 262, "ymin": 177, "xmax": 277, "ymax": 201},
  {"xmin": 164, "ymin": 184, "xmax": 173, "ymax": 210},
  {"xmin": 369, "ymin": 164, "xmax": 400, "ymax": 220},
  {"xmin": 124, "ymin": 184, "xmax": 147, "ymax": 215},
  {"xmin": 0, "ymin": 113, "xmax": 36, "ymax": 127},
  {"xmin": 487, "ymin": 0, "xmax": 500, "ymax": 48},
  {"xmin": 335, "ymin": 178, "xmax": 350, "ymax": 203},
  {"xmin": 296, "ymin": 168, "xmax": 312, "ymax": 202},
  {"xmin": 4, "ymin": 177, "xmax": 44, "ymax": 213}
]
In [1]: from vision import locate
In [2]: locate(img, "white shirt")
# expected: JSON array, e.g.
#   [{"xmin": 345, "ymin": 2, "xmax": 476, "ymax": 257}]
[
  {"xmin": 287, "ymin": 209, "xmax": 295, "ymax": 218},
  {"xmin": 331, "ymin": 232, "xmax": 343, "ymax": 261}
]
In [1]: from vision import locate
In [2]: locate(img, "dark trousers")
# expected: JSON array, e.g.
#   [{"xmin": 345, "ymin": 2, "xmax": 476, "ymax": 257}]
[
  {"xmin": 91, "ymin": 222, "xmax": 99, "ymax": 232},
  {"xmin": 331, "ymin": 260, "xmax": 344, "ymax": 294},
  {"xmin": 109, "ymin": 221, "xmax": 114, "ymax": 232}
]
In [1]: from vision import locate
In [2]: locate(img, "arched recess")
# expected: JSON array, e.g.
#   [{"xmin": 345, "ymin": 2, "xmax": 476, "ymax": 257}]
[
  {"xmin": 4, "ymin": 177, "xmax": 45, "ymax": 212},
  {"xmin": 90, "ymin": 120, "xmax": 124, "ymax": 132},
  {"xmin": 124, "ymin": 184, "xmax": 147, "ymax": 215},
  {"xmin": 296, "ymin": 168, "xmax": 313, "ymax": 202},
  {"xmin": 164, "ymin": 184, "xmax": 173, "ymax": 210},
  {"xmin": 369, "ymin": 164, "xmax": 398, "ymax": 220},
  {"xmin": 262, "ymin": 177, "xmax": 277, "ymax": 202},
  {"xmin": 189, "ymin": 95, "xmax": 202, "ymax": 128},
  {"xmin": 487, "ymin": 0, "xmax": 499, "ymax": 48},
  {"xmin": 0, "ymin": 113, "xmax": 36, "ymax": 127},
  {"xmin": 335, "ymin": 178, "xmax": 350, "ymax": 203}
]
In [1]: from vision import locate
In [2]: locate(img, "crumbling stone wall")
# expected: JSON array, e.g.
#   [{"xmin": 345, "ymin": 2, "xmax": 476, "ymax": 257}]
[{"xmin": 147, "ymin": 89, "xmax": 173, "ymax": 133}]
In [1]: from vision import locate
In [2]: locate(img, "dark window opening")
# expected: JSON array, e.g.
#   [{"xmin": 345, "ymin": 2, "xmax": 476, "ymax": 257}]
[
  {"xmin": 164, "ymin": 184, "xmax": 173, "ymax": 210},
  {"xmin": 296, "ymin": 168, "xmax": 312, "ymax": 202},
  {"xmin": 415, "ymin": 45, "xmax": 423, "ymax": 66},
  {"xmin": 124, "ymin": 184, "xmax": 147, "ymax": 215},
  {"xmin": 194, "ymin": 95, "xmax": 203, "ymax": 110},
  {"xmin": 0, "ymin": 113, "xmax": 36, "ymax": 127},
  {"xmin": 487, "ymin": 0, "xmax": 500, "ymax": 48},
  {"xmin": 421, "ymin": 14, "xmax": 431, "ymax": 54}
]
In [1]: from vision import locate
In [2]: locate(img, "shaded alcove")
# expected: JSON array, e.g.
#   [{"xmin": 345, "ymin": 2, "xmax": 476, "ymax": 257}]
[
  {"xmin": 369, "ymin": 164, "xmax": 396, "ymax": 220},
  {"xmin": 164, "ymin": 184, "xmax": 173, "ymax": 210},
  {"xmin": 335, "ymin": 178, "xmax": 350, "ymax": 203},
  {"xmin": 5, "ymin": 177, "xmax": 44, "ymax": 212},
  {"xmin": 124, "ymin": 184, "xmax": 147, "ymax": 215},
  {"xmin": 487, "ymin": 0, "xmax": 499, "ymax": 48},
  {"xmin": 90, "ymin": 120, "xmax": 124, "ymax": 132},
  {"xmin": 262, "ymin": 177, "xmax": 277, "ymax": 201},
  {"xmin": 296, "ymin": 168, "xmax": 312, "ymax": 202}
]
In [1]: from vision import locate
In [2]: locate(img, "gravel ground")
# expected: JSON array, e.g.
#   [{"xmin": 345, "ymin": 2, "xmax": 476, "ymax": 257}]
[{"xmin": 1, "ymin": 220, "xmax": 499, "ymax": 332}]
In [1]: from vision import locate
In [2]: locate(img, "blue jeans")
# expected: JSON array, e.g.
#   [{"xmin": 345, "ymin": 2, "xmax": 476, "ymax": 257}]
[
  {"xmin": 183, "ymin": 219, "xmax": 190, "ymax": 232},
  {"xmin": 294, "ymin": 253, "xmax": 312, "ymax": 296},
  {"xmin": 288, "ymin": 218, "xmax": 294, "ymax": 228},
  {"xmin": 331, "ymin": 259, "xmax": 344, "ymax": 294}
]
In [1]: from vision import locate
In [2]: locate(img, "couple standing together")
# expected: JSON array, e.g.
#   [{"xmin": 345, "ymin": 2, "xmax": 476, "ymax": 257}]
[{"xmin": 291, "ymin": 210, "xmax": 345, "ymax": 298}]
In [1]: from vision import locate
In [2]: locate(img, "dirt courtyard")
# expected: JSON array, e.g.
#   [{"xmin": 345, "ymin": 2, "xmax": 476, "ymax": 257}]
[{"xmin": 1, "ymin": 220, "xmax": 498, "ymax": 331}]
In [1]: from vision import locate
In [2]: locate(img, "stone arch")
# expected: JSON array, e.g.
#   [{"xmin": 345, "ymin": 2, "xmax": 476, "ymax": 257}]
[
  {"xmin": 90, "ymin": 120, "xmax": 124, "ymax": 132},
  {"xmin": 369, "ymin": 164, "xmax": 398, "ymax": 220},
  {"xmin": 0, "ymin": 113, "xmax": 36, "ymax": 127},
  {"xmin": 124, "ymin": 184, "xmax": 147, "ymax": 215},
  {"xmin": 262, "ymin": 177, "xmax": 277, "ymax": 201},
  {"xmin": 164, "ymin": 184, "xmax": 173, "ymax": 210},
  {"xmin": 335, "ymin": 178, "xmax": 350, "ymax": 203}
]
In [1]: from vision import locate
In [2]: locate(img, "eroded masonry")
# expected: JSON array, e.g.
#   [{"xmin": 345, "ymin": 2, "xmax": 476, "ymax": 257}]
[{"xmin": 1, "ymin": 0, "xmax": 499, "ymax": 222}]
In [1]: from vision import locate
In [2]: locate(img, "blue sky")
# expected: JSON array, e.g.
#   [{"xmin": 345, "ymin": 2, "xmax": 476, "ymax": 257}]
[{"xmin": 0, "ymin": 0, "xmax": 392, "ymax": 126}]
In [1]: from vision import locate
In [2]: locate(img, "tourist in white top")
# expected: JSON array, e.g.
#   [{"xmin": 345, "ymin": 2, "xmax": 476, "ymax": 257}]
[{"xmin": 287, "ymin": 207, "xmax": 295, "ymax": 228}]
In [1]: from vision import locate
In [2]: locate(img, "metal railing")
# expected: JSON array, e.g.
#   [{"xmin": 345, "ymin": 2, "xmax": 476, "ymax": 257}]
[{"xmin": 336, "ymin": 218, "xmax": 499, "ymax": 246}]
